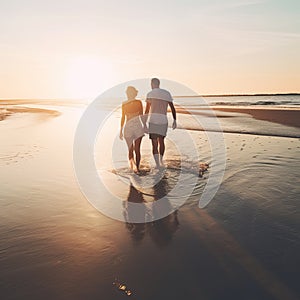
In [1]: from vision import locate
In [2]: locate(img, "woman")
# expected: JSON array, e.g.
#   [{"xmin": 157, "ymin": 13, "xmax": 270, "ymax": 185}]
[{"xmin": 119, "ymin": 86, "xmax": 144, "ymax": 173}]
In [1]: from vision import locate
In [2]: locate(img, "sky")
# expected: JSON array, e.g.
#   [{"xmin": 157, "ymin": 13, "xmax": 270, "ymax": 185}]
[{"xmin": 0, "ymin": 0, "xmax": 299, "ymax": 99}]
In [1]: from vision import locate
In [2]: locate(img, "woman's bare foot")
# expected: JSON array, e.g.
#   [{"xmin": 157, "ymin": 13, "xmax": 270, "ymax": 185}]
[
  {"xmin": 132, "ymin": 164, "xmax": 138, "ymax": 173},
  {"xmin": 129, "ymin": 158, "xmax": 136, "ymax": 170}
]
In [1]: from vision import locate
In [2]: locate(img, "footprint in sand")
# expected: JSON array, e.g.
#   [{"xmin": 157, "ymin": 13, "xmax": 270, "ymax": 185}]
[{"xmin": 0, "ymin": 144, "xmax": 42, "ymax": 166}]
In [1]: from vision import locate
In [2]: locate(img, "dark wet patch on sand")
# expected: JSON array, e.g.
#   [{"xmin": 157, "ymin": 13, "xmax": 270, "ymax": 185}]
[{"xmin": 0, "ymin": 106, "xmax": 60, "ymax": 121}]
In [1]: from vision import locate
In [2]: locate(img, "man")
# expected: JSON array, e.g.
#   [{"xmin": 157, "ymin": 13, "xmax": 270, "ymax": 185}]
[{"xmin": 144, "ymin": 78, "xmax": 177, "ymax": 168}]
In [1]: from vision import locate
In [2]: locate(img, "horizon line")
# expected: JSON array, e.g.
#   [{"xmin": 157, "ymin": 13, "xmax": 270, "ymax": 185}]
[{"xmin": 1, "ymin": 92, "xmax": 300, "ymax": 101}]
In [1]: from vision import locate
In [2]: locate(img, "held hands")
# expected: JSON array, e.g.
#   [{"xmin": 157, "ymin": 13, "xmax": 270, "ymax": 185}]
[
  {"xmin": 172, "ymin": 119, "xmax": 177, "ymax": 130},
  {"xmin": 144, "ymin": 124, "xmax": 149, "ymax": 134}
]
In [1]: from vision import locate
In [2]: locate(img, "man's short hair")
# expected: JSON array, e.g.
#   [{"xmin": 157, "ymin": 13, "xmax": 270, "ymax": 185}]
[{"xmin": 151, "ymin": 78, "xmax": 160, "ymax": 87}]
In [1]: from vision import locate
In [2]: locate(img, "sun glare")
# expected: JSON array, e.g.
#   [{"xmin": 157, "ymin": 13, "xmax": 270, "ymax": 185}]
[{"xmin": 66, "ymin": 56, "xmax": 114, "ymax": 99}]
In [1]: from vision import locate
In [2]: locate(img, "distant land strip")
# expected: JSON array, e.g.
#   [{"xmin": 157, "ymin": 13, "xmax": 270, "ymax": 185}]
[{"xmin": 174, "ymin": 93, "xmax": 300, "ymax": 98}]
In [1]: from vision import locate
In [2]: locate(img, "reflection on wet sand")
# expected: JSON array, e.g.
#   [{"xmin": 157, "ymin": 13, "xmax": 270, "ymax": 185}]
[
  {"xmin": 124, "ymin": 175, "xmax": 179, "ymax": 247},
  {"xmin": 124, "ymin": 185, "xmax": 146, "ymax": 244}
]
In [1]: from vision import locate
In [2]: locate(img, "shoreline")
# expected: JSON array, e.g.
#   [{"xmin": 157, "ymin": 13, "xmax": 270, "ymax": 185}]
[{"xmin": 2, "ymin": 102, "xmax": 300, "ymax": 134}]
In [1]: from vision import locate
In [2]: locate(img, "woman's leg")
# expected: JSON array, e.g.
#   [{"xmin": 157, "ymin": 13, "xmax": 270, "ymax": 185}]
[
  {"xmin": 128, "ymin": 144, "xmax": 135, "ymax": 170},
  {"xmin": 134, "ymin": 137, "xmax": 143, "ymax": 171}
]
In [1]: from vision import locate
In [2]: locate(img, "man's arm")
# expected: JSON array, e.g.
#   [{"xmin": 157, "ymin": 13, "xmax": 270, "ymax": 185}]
[
  {"xmin": 142, "ymin": 101, "xmax": 151, "ymax": 127},
  {"xmin": 169, "ymin": 102, "xmax": 177, "ymax": 129},
  {"xmin": 144, "ymin": 101, "xmax": 151, "ymax": 115}
]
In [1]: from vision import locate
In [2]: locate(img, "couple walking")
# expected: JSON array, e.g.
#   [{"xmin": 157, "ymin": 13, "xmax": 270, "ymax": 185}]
[{"xmin": 119, "ymin": 78, "xmax": 177, "ymax": 173}]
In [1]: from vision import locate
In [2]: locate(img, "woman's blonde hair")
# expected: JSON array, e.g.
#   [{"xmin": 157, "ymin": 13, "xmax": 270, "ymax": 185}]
[{"xmin": 126, "ymin": 86, "xmax": 138, "ymax": 99}]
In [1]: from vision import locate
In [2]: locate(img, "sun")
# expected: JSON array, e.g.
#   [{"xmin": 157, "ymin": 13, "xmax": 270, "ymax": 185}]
[{"xmin": 66, "ymin": 55, "xmax": 114, "ymax": 99}]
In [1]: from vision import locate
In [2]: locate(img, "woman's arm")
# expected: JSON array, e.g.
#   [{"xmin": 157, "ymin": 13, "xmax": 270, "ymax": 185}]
[
  {"xmin": 119, "ymin": 105, "xmax": 125, "ymax": 139},
  {"xmin": 139, "ymin": 101, "xmax": 143, "ymax": 116}
]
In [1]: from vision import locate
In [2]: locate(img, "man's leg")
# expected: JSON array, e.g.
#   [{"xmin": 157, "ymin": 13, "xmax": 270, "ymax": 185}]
[
  {"xmin": 151, "ymin": 137, "xmax": 160, "ymax": 168},
  {"xmin": 158, "ymin": 136, "xmax": 165, "ymax": 156},
  {"xmin": 158, "ymin": 136, "xmax": 165, "ymax": 166}
]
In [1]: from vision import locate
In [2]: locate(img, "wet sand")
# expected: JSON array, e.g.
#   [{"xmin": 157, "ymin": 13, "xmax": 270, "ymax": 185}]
[
  {"xmin": 212, "ymin": 106, "xmax": 300, "ymax": 128},
  {"xmin": 175, "ymin": 105, "xmax": 300, "ymax": 129},
  {"xmin": 0, "ymin": 102, "xmax": 299, "ymax": 300},
  {"xmin": 0, "ymin": 106, "xmax": 60, "ymax": 121}
]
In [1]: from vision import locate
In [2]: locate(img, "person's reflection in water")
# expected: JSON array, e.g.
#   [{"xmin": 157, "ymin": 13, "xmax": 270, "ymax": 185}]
[
  {"xmin": 148, "ymin": 175, "xmax": 179, "ymax": 248},
  {"xmin": 123, "ymin": 184, "xmax": 147, "ymax": 245},
  {"xmin": 124, "ymin": 172, "xmax": 179, "ymax": 247}
]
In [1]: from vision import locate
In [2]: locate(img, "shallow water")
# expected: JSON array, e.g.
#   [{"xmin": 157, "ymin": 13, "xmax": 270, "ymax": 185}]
[{"xmin": 0, "ymin": 103, "xmax": 300, "ymax": 299}]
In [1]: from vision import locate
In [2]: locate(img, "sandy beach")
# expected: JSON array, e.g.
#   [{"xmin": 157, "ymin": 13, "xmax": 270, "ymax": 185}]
[
  {"xmin": 212, "ymin": 106, "xmax": 300, "ymax": 128},
  {"xmin": 0, "ymin": 100, "xmax": 299, "ymax": 300},
  {"xmin": 175, "ymin": 105, "xmax": 300, "ymax": 130}
]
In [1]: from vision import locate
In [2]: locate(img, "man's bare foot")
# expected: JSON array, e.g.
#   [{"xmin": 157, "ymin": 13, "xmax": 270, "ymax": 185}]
[{"xmin": 153, "ymin": 164, "xmax": 161, "ymax": 170}]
